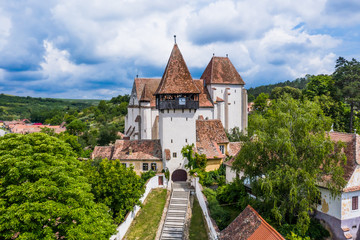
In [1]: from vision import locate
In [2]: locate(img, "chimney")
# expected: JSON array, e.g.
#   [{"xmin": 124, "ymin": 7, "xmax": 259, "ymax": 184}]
[{"xmin": 128, "ymin": 147, "xmax": 132, "ymax": 155}]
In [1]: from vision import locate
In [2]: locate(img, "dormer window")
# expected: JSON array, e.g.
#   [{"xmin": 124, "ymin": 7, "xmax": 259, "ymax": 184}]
[{"xmin": 219, "ymin": 145, "xmax": 225, "ymax": 154}]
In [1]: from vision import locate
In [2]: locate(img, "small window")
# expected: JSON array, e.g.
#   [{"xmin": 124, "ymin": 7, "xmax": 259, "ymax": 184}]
[
  {"xmin": 151, "ymin": 163, "xmax": 157, "ymax": 171},
  {"xmin": 171, "ymin": 117, "xmax": 172, "ymax": 121},
  {"xmin": 142, "ymin": 163, "xmax": 149, "ymax": 171},
  {"xmin": 173, "ymin": 152, "xmax": 177, "ymax": 158},
  {"xmin": 235, "ymin": 90, "xmax": 236, "ymax": 93},
  {"xmin": 353, "ymin": 196, "xmax": 358, "ymax": 210},
  {"xmin": 167, "ymin": 109, "xmax": 169, "ymax": 113},
  {"xmin": 122, "ymin": 163, "xmax": 127, "ymax": 168},
  {"xmin": 161, "ymin": 109, "xmax": 164, "ymax": 113},
  {"xmin": 185, "ymin": 139, "xmax": 188, "ymax": 143},
  {"xmin": 234, "ymin": 101, "xmax": 235, "ymax": 104},
  {"xmin": 173, "ymin": 109, "xmax": 175, "ymax": 113},
  {"xmin": 186, "ymin": 117, "xmax": 188, "ymax": 121},
  {"xmin": 182, "ymin": 109, "xmax": 184, "ymax": 113},
  {"xmin": 221, "ymin": 90, "xmax": 223, "ymax": 93},
  {"xmin": 219, "ymin": 145, "xmax": 225, "ymax": 154},
  {"xmin": 171, "ymin": 139, "xmax": 173, "ymax": 143}
]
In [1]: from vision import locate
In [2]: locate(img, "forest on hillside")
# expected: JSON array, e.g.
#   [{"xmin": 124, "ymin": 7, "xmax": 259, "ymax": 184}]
[{"xmin": 0, "ymin": 94, "xmax": 99, "ymax": 121}]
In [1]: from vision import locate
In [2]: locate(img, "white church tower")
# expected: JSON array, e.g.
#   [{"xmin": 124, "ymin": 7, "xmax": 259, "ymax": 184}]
[{"xmin": 155, "ymin": 43, "xmax": 200, "ymax": 175}]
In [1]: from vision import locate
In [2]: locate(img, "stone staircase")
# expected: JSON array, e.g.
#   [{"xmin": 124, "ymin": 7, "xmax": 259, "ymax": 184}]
[{"xmin": 160, "ymin": 182, "xmax": 190, "ymax": 240}]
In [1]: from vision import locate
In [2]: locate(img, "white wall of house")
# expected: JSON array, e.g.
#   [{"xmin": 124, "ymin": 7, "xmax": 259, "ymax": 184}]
[
  {"xmin": 317, "ymin": 188, "xmax": 342, "ymax": 220},
  {"xmin": 341, "ymin": 190, "xmax": 360, "ymax": 220},
  {"xmin": 207, "ymin": 84, "xmax": 245, "ymax": 131},
  {"xmin": 346, "ymin": 166, "xmax": 360, "ymax": 189},
  {"xmin": 225, "ymin": 165, "xmax": 237, "ymax": 183},
  {"xmin": 159, "ymin": 109, "xmax": 196, "ymax": 173}
]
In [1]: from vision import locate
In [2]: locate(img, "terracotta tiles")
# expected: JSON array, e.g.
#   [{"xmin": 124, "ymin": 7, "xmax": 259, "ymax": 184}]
[
  {"xmin": 134, "ymin": 78, "xmax": 161, "ymax": 107},
  {"xmin": 220, "ymin": 205, "xmax": 284, "ymax": 240},
  {"xmin": 10, "ymin": 125, "xmax": 66, "ymax": 134},
  {"xmin": 224, "ymin": 142, "xmax": 242, "ymax": 167},
  {"xmin": 92, "ymin": 139, "xmax": 162, "ymax": 161},
  {"xmin": 194, "ymin": 79, "xmax": 214, "ymax": 107},
  {"xmin": 164, "ymin": 149, "xmax": 171, "ymax": 160},
  {"xmin": 201, "ymin": 57, "xmax": 245, "ymax": 85},
  {"xmin": 155, "ymin": 44, "xmax": 200, "ymax": 95},
  {"xmin": 112, "ymin": 139, "xmax": 162, "ymax": 160},
  {"xmin": 196, "ymin": 119, "xmax": 229, "ymax": 159}
]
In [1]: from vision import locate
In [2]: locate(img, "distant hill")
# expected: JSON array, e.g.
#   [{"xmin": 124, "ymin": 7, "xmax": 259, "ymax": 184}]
[
  {"xmin": 247, "ymin": 77, "xmax": 310, "ymax": 101},
  {"xmin": 0, "ymin": 94, "xmax": 98, "ymax": 121}
]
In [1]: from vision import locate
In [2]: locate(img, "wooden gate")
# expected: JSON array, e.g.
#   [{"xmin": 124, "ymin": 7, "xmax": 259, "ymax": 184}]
[{"xmin": 171, "ymin": 169, "xmax": 187, "ymax": 182}]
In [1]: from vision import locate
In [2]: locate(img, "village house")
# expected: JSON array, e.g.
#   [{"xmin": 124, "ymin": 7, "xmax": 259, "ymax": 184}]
[
  {"xmin": 315, "ymin": 132, "xmax": 360, "ymax": 240},
  {"xmin": 225, "ymin": 131, "xmax": 360, "ymax": 240},
  {"xmin": 220, "ymin": 205, "xmax": 285, "ymax": 240},
  {"xmin": 2, "ymin": 119, "xmax": 66, "ymax": 134},
  {"xmin": 93, "ymin": 41, "xmax": 247, "ymax": 180}
]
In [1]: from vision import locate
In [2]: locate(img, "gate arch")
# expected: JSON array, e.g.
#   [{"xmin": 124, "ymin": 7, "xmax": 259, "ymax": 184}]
[{"xmin": 171, "ymin": 169, "xmax": 187, "ymax": 182}]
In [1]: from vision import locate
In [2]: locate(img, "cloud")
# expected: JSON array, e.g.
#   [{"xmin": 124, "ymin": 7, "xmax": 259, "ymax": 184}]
[{"xmin": 0, "ymin": 0, "xmax": 359, "ymax": 98}]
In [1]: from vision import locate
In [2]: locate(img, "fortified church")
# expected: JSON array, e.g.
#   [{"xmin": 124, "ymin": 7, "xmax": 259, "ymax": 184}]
[{"xmin": 92, "ymin": 41, "xmax": 247, "ymax": 181}]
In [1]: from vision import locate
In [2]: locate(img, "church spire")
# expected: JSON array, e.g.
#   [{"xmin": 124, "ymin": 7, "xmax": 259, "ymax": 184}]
[{"xmin": 155, "ymin": 43, "xmax": 199, "ymax": 95}]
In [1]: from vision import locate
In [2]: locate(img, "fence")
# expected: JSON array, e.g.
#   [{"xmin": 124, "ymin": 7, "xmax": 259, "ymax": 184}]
[
  {"xmin": 110, "ymin": 174, "xmax": 167, "ymax": 240},
  {"xmin": 192, "ymin": 177, "xmax": 220, "ymax": 240}
]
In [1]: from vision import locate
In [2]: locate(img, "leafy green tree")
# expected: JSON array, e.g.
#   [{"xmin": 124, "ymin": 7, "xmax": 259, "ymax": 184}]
[
  {"xmin": 226, "ymin": 127, "xmax": 249, "ymax": 142},
  {"xmin": 0, "ymin": 133, "xmax": 116, "ymax": 239},
  {"xmin": 232, "ymin": 96, "xmax": 346, "ymax": 234},
  {"xmin": 333, "ymin": 57, "xmax": 360, "ymax": 132},
  {"xmin": 97, "ymin": 124, "xmax": 119, "ymax": 146},
  {"xmin": 253, "ymin": 93, "xmax": 269, "ymax": 112},
  {"xmin": 303, "ymin": 75, "xmax": 335, "ymax": 99},
  {"xmin": 66, "ymin": 119, "xmax": 87, "ymax": 135},
  {"xmin": 82, "ymin": 159, "xmax": 145, "ymax": 224},
  {"xmin": 270, "ymin": 86, "xmax": 302, "ymax": 100},
  {"xmin": 181, "ymin": 144, "xmax": 207, "ymax": 171}
]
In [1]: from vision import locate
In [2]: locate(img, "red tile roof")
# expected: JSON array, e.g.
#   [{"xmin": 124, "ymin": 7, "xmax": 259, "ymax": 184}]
[
  {"xmin": 92, "ymin": 140, "xmax": 162, "ymax": 161},
  {"xmin": 224, "ymin": 142, "xmax": 242, "ymax": 167},
  {"xmin": 155, "ymin": 44, "xmax": 200, "ymax": 95},
  {"xmin": 10, "ymin": 125, "xmax": 66, "ymax": 134},
  {"xmin": 201, "ymin": 57, "xmax": 245, "ymax": 85},
  {"xmin": 113, "ymin": 139, "xmax": 162, "ymax": 160},
  {"xmin": 216, "ymin": 97, "xmax": 224, "ymax": 102},
  {"xmin": 328, "ymin": 132, "xmax": 359, "ymax": 182},
  {"xmin": 134, "ymin": 78, "xmax": 161, "ymax": 107},
  {"xmin": 220, "ymin": 205, "xmax": 284, "ymax": 240},
  {"xmin": 196, "ymin": 119, "xmax": 229, "ymax": 159},
  {"xmin": 139, "ymin": 83, "xmax": 152, "ymax": 102},
  {"xmin": 194, "ymin": 79, "xmax": 213, "ymax": 108}
]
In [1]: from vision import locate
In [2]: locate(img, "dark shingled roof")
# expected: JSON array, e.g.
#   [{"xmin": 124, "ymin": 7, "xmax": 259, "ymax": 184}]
[
  {"xmin": 155, "ymin": 44, "xmax": 200, "ymax": 95},
  {"xmin": 220, "ymin": 205, "xmax": 284, "ymax": 240},
  {"xmin": 201, "ymin": 57, "xmax": 245, "ymax": 85}
]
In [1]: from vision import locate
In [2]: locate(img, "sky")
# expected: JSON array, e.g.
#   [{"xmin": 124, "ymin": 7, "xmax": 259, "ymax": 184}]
[{"xmin": 1, "ymin": 0, "xmax": 360, "ymax": 99}]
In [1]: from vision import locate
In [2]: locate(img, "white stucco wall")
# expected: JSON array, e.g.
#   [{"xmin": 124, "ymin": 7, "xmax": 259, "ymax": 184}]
[
  {"xmin": 317, "ymin": 187, "xmax": 342, "ymax": 220},
  {"xmin": 341, "ymin": 190, "xmax": 360, "ymax": 220},
  {"xmin": 345, "ymin": 165, "xmax": 360, "ymax": 189},
  {"xmin": 225, "ymin": 165, "xmax": 237, "ymax": 183},
  {"xmin": 207, "ymin": 84, "xmax": 244, "ymax": 131},
  {"xmin": 159, "ymin": 109, "xmax": 197, "ymax": 173}
]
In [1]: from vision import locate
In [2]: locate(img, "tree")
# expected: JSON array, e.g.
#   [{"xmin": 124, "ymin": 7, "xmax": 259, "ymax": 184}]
[
  {"xmin": 270, "ymin": 86, "xmax": 302, "ymax": 100},
  {"xmin": 303, "ymin": 75, "xmax": 335, "ymax": 100},
  {"xmin": 181, "ymin": 144, "xmax": 207, "ymax": 171},
  {"xmin": 253, "ymin": 93, "xmax": 269, "ymax": 112},
  {"xmin": 66, "ymin": 119, "xmax": 87, "ymax": 135},
  {"xmin": 82, "ymin": 158, "xmax": 145, "ymax": 224},
  {"xmin": 333, "ymin": 57, "xmax": 360, "ymax": 133},
  {"xmin": 0, "ymin": 133, "xmax": 116, "ymax": 239},
  {"xmin": 232, "ymin": 96, "xmax": 346, "ymax": 235}
]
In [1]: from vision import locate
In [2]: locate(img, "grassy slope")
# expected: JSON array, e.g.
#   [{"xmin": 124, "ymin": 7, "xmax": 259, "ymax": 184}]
[
  {"xmin": 189, "ymin": 198, "xmax": 208, "ymax": 240},
  {"xmin": 125, "ymin": 188, "xmax": 168, "ymax": 240}
]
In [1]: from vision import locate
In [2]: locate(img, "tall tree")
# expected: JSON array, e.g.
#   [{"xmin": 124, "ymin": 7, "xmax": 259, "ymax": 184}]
[
  {"xmin": 0, "ymin": 133, "xmax": 116, "ymax": 239},
  {"xmin": 333, "ymin": 57, "xmax": 360, "ymax": 133},
  {"xmin": 82, "ymin": 159, "xmax": 145, "ymax": 224},
  {"xmin": 232, "ymin": 96, "xmax": 346, "ymax": 235}
]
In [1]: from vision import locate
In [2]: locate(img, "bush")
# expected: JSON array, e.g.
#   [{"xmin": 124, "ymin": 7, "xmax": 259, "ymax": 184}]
[
  {"xmin": 202, "ymin": 188, "xmax": 230, "ymax": 230},
  {"xmin": 141, "ymin": 170, "xmax": 156, "ymax": 183},
  {"xmin": 216, "ymin": 179, "xmax": 247, "ymax": 204}
]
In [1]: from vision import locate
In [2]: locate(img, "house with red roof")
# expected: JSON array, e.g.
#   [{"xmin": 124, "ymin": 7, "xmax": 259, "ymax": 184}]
[{"xmin": 220, "ymin": 205, "xmax": 284, "ymax": 240}]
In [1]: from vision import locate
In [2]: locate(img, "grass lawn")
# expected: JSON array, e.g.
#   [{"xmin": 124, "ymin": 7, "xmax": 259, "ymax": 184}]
[
  {"xmin": 189, "ymin": 198, "xmax": 208, "ymax": 240},
  {"xmin": 125, "ymin": 188, "xmax": 168, "ymax": 240}
]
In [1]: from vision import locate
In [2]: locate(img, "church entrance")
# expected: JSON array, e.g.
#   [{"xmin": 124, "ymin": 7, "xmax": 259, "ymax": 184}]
[{"xmin": 171, "ymin": 169, "xmax": 187, "ymax": 182}]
